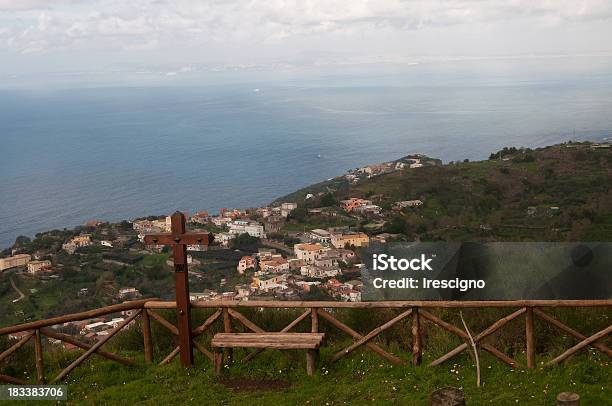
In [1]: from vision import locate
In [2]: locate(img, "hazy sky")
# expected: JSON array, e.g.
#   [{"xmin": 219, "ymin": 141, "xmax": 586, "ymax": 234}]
[{"xmin": 1, "ymin": 1, "xmax": 612, "ymax": 78}]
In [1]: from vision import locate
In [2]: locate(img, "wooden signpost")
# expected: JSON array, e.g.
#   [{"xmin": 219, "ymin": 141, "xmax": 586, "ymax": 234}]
[{"xmin": 144, "ymin": 212, "xmax": 213, "ymax": 366}]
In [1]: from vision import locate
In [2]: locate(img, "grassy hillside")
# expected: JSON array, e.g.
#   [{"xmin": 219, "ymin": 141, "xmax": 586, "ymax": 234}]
[
  {"xmin": 13, "ymin": 351, "xmax": 609, "ymax": 405},
  {"xmin": 276, "ymin": 143, "xmax": 612, "ymax": 241},
  {"xmin": 2, "ymin": 306, "xmax": 610, "ymax": 405}
]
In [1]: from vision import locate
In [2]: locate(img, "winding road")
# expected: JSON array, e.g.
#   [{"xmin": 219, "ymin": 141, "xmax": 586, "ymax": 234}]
[{"xmin": 10, "ymin": 277, "xmax": 25, "ymax": 303}]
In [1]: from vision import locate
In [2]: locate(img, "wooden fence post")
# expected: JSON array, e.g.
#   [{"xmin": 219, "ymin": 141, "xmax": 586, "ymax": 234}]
[
  {"xmin": 34, "ymin": 329, "xmax": 45, "ymax": 384},
  {"xmin": 412, "ymin": 307, "xmax": 422, "ymax": 366},
  {"xmin": 142, "ymin": 310, "xmax": 153, "ymax": 364},
  {"xmin": 311, "ymin": 308, "xmax": 318, "ymax": 333},
  {"xmin": 222, "ymin": 307, "xmax": 232, "ymax": 362},
  {"xmin": 309, "ymin": 307, "xmax": 319, "ymax": 375},
  {"xmin": 525, "ymin": 307, "xmax": 535, "ymax": 368}
]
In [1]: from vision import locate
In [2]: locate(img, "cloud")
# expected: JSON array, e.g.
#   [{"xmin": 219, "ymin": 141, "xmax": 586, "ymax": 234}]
[
  {"xmin": 0, "ymin": 0, "xmax": 51, "ymax": 10},
  {"xmin": 0, "ymin": 1, "xmax": 611, "ymax": 70}
]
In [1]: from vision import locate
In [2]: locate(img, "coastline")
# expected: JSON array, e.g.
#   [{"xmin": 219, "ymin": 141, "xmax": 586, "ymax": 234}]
[{"xmin": 1, "ymin": 138, "xmax": 609, "ymax": 251}]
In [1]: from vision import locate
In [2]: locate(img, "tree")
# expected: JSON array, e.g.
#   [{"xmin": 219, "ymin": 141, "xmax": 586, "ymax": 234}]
[
  {"xmin": 320, "ymin": 193, "xmax": 337, "ymax": 207},
  {"xmin": 230, "ymin": 233, "xmax": 260, "ymax": 249},
  {"xmin": 14, "ymin": 236, "xmax": 31, "ymax": 246},
  {"xmin": 268, "ymin": 232, "xmax": 285, "ymax": 241},
  {"xmin": 287, "ymin": 207, "xmax": 308, "ymax": 222},
  {"xmin": 384, "ymin": 216, "xmax": 407, "ymax": 234}
]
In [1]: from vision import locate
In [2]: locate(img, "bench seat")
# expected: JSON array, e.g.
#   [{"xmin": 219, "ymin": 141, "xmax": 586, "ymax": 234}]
[{"xmin": 212, "ymin": 332, "xmax": 325, "ymax": 375}]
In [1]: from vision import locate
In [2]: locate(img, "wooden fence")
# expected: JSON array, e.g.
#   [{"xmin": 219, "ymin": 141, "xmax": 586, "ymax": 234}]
[{"xmin": 0, "ymin": 299, "xmax": 610, "ymax": 384}]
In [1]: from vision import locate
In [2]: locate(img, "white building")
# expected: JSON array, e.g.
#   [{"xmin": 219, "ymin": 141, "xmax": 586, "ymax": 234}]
[
  {"xmin": 294, "ymin": 243, "xmax": 327, "ymax": 265},
  {"xmin": 117, "ymin": 287, "xmax": 141, "ymax": 300},
  {"xmin": 309, "ymin": 229, "xmax": 331, "ymax": 244},
  {"xmin": 394, "ymin": 200, "xmax": 423, "ymax": 209},
  {"xmin": 353, "ymin": 204, "xmax": 382, "ymax": 215},
  {"xmin": 215, "ymin": 232, "xmax": 236, "ymax": 247},
  {"xmin": 0, "ymin": 254, "xmax": 31, "ymax": 271},
  {"xmin": 252, "ymin": 274, "xmax": 286, "ymax": 291},
  {"xmin": 228, "ymin": 220, "xmax": 266, "ymax": 238},
  {"xmin": 280, "ymin": 202, "xmax": 298, "ymax": 217},
  {"xmin": 210, "ymin": 216, "xmax": 231, "ymax": 227},
  {"xmin": 259, "ymin": 258, "xmax": 290, "ymax": 273}
]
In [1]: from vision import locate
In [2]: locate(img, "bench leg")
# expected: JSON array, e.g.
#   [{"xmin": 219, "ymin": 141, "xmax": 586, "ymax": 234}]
[
  {"xmin": 214, "ymin": 348, "xmax": 223, "ymax": 375},
  {"xmin": 306, "ymin": 349, "xmax": 318, "ymax": 376}
]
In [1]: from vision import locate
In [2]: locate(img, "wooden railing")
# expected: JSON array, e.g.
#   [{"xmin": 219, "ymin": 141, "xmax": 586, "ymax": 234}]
[{"xmin": 0, "ymin": 299, "xmax": 610, "ymax": 384}]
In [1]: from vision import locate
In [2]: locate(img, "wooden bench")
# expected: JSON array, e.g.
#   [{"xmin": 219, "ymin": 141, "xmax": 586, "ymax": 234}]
[{"xmin": 211, "ymin": 332, "xmax": 325, "ymax": 375}]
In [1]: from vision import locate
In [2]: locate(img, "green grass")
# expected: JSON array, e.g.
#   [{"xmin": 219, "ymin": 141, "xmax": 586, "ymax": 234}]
[
  {"xmin": 140, "ymin": 253, "xmax": 169, "ymax": 268},
  {"xmin": 282, "ymin": 220, "xmax": 357, "ymax": 232},
  {"xmin": 16, "ymin": 348, "xmax": 611, "ymax": 405}
]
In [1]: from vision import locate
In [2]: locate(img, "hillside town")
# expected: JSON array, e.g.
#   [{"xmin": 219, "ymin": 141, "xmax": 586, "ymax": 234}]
[
  {"xmin": 0, "ymin": 153, "xmax": 445, "ymax": 314},
  {"xmin": 0, "ymin": 196, "xmax": 391, "ymax": 307},
  {"xmin": 2, "ymin": 142, "xmax": 610, "ymax": 324}
]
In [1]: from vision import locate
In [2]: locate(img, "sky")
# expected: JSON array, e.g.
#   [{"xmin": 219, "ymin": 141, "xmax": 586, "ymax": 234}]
[{"xmin": 1, "ymin": 1, "xmax": 612, "ymax": 81}]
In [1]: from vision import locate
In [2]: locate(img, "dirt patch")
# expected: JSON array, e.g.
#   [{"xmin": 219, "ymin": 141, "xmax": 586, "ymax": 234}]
[{"xmin": 218, "ymin": 377, "xmax": 291, "ymax": 392}]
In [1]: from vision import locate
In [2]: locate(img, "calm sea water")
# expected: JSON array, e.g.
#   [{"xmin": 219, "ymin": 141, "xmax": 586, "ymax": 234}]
[{"xmin": 1, "ymin": 57, "xmax": 612, "ymax": 248}]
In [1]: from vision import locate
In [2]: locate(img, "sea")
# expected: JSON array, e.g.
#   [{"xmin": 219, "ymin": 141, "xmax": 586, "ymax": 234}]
[{"xmin": 1, "ymin": 56, "xmax": 612, "ymax": 248}]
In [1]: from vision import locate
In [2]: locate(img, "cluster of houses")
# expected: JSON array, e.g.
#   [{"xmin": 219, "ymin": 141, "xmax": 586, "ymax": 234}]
[
  {"xmin": 1, "ymin": 172, "xmax": 429, "ymax": 308},
  {"xmin": 188, "ymin": 225, "xmax": 371, "ymax": 302},
  {"xmin": 340, "ymin": 198, "xmax": 382, "ymax": 215},
  {"xmin": 182, "ymin": 203, "xmax": 298, "ymax": 247},
  {"xmin": 344, "ymin": 155, "xmax": 431, "ymax": 184},
  {"xmin": 62, "ymin": 234, "xmax": 93, "ymax": 254},
  {"xmin": 175, "ymin": 193, "xmax": 430, "ymax": 302}
]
